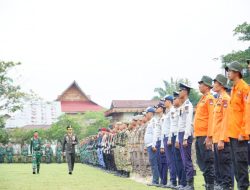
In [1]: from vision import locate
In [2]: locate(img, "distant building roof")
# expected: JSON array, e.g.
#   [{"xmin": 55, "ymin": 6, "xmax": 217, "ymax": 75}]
[
  {"xmin": 57, "ymin": 81, "xmax": 104, "ymax": 113},
  {"xmin": 105, "ymin": 100, "xmax": 159, "ymax": 117},
  {"xmin": 61, "ymin": 101, "xmax": 104, "ymax": 113}
]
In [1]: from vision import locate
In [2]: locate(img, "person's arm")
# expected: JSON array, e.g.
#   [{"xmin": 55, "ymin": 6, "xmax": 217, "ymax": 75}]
[
  {"xmin": 62, "ymin": 135, "xmax": 66, "ymax": 152},
  {"xmin": 30, "ymin": 138, "xmax": 33, "ymax": 154},
  {"xmin": 207, "ymin": 97, "xmax": 215, "ymax": 138}
]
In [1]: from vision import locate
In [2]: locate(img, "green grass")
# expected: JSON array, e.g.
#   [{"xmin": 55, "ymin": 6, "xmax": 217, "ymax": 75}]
[{"xmin": 0, "ymin": 164, "xmax": 205, "ymax": 190}]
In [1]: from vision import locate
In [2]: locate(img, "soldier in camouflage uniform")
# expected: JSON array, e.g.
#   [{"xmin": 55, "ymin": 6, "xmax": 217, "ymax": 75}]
[
  {"xmin": 56, "ymin": 142, "xmax": 62, "ymax": 164},
  {"xmin": 114, "ymin": 122, "xmax": 123, "ymax": 176},
  {"xmin": 45, "ymin": 144, "xmax": 53, "ymax": 164},
  {"xmin": 30, "ymin": 131, "xmax": 43, "ymax": 174},
  {"xmin": 6, "ymin": 143, "xmax": 14, "ymax": 163},
  {"xmin": 21, "ymin": 143, "xmax": 29, "ymax": 163},
  {"xmin": 134, "ymin": 115, "xmax": 143, "ymax": 175},
  {"xmin": 120, "ymin": 122, "xmax": 132, "ymax": 177},
  {"xmin": 128, "ymin": 116, "xmax": 139, "ymax": 173},
  {"xmin": 0, "ymin": 143, "xmax": 6, "ymax": 163}
]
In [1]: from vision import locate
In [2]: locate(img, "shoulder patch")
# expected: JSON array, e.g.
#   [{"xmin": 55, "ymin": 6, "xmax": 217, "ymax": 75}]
[
  {"xmin": 209, "ymin": 99, "xmax": 214, "ymax": 105},
  {"xmin": 223, "ymin": 100, "xmax": 228, "ymax": 108}
]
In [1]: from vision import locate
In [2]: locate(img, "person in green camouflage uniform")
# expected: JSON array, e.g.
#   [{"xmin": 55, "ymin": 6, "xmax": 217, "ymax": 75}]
[
  {"xmin": 114, "ymin": 122, "xmax": 122, "ymax": 176},
  {"xmin": 45, "ymin": 144, "xmax": 53, "ymax": 164},
  {"xmin": 21, "ymin": 143, "xmax": 29, "ymax": 163},
  {"xmin": 30, "ymin": 131, "xmax": 43, "ymax": 174},
  {"xmin": 56, "ymin": 142, "xmax": 62, "ymax": 164},
  {"xmin": 0, "ymin": 143, "xmax": 6, "ymax": 163},
  {"xmin": 6, "ymin": 143, "xmax": 14, "ymax": 163}
]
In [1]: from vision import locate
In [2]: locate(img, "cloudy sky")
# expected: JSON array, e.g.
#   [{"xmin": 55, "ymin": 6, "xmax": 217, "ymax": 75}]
[{"xmin": 1, "ymin": 0, "xmax": 249, "ymax": 108}]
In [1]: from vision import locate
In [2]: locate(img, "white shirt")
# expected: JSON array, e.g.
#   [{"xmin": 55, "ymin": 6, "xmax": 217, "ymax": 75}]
[
  {"xmin": 160, "ymin": 109, "xmax": 171, "ymax": 148},
  {"xmin": 169, "ymin": 106, "xmax": 180, "ymax": 141},
  {"xmin": 152, "ymin": 115, "xmax": 163, "ymax": 147},
  {"xmin": 178, "ymin": 99, "xmax": 194, "ymax": 140},
  {"xmin": 144, "ymin": 117, "xmax": 156, "ymax": 148}
]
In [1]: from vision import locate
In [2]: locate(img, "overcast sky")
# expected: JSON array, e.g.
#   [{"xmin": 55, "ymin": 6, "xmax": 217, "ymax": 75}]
[{"xmin": 1, "ymin": 0, "xmax": 250, "ymax": 108}]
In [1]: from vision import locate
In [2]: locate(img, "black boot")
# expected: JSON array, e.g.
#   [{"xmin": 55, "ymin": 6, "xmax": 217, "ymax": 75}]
[
  {"xmin": 183, "ymin": 178, "xmax": 194, "ymax": 190},
  {"xmin": 33, "ymin": 169, "xmax": 36, "ymax": 174},
  {"xmin": 206, "ymin": 184, "xmax": 214, "ymax": 190}
]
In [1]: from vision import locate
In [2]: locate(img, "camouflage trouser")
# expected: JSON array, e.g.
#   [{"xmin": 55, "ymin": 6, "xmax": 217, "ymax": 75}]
[
  {"xmin": 7, "ymin": 155, "xmax": 13, "ymax": 163},
  {"xmin": 122, "ymin": 148, "xmax": 132, "ymax": 172},
  {"xmin": 56, "ymin": 154, "xmax": 62, "ymax": 163},
  {"xmin": 114, "ymin": 146, "xmax": 121, "ymax": 170},
  {"xmin": 32, "ymin": 151, "xmax": 42, "ymax": 170},
  {"xmin": 22, "ymin": 155, "xmax": 28, "ymax": 163},
  {"xmin": 45, "ymin": 155, "xmax": 51, "ymax": 163}
]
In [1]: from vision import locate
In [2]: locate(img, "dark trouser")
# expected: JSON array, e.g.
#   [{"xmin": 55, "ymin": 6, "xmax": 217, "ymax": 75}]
[
  {"xmin": 248, "ymin": 142, "xmax": 250, "ymax": 166},
  {"xmin": 164, "ymin": 136, "xmax": 176, "ymax": 185},
  {"xmin": 110, "ymin": 150, "xmax": 116, "ymax": 171},
  {"xmin": 103, "ymin": 153, "xmax": 108, "ymax": 170},
  {"xmin": 147, "ymin": 145, "xmax": 160, "ymax": 184},
  {"xmin": 195, "ymin": 136, "xmax": 215, "ymax": 185},
  {"xmin": 66, "ymin": 152, "xmax": 75, "ymax": 172},
  {"xmin": 214, "ymin": 143, "xmax": 233, "ymax": 188},
  {"xmin": 230, "ymin": 138, "xmax": 249, "ymax": 190},
  {"xmin": 159, "ymin": 140, "xmax": 168, "ymax": 185},
  {"xmin": 178, "ymin": 132, "xmax": 195, "ymax": 182}
]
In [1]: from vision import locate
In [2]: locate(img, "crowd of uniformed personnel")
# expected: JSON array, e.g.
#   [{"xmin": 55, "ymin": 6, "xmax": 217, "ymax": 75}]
[
  {"xmin": 78, "ymin": 61, "xmax": 250, "ymax": 190},
  {"xmin": 0, "ymin": 142, "xmax": 63, "ymax": 164}
]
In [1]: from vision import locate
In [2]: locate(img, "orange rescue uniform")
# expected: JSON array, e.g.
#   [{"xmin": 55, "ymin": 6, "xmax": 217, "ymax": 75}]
[
  {"xmin": 194, "ymin": 92, "xmax": 214, "ymax": 137},
  {"xmin": 226, "ymin": 79, "xmax": 249, "ymax": 140},
  {"xmin": 245, "ymin": 87, "xmax": 250, "ymax": 134},
  {"xmin": 212, "ymin": 90, "xmax": 230, "ymax": 143}
]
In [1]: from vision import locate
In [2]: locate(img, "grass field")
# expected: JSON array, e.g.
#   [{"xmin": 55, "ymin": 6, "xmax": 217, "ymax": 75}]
[{"xmin": 0, "ymin": 164, "xmax": 205, "ymax": 190}]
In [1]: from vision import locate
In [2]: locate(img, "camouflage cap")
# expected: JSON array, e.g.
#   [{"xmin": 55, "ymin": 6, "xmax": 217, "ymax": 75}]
[
  {"xmin": 225, "ymin": 61, "xmax": 243, "ymax": 73},
  {"xmin": 198, "ymin": 75, "xmax": 213, "ymax": 88},
  {"xmin": 213, "ymin": 74, "xmax": 228, "ymax": 88}
]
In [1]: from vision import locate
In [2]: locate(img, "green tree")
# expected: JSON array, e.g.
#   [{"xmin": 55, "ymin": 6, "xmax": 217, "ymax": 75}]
[
  {"xmin": 0, "ymin": 128, "xmax": 9, "ymax": 144},
  {"xmin": 221, "ymin": 22, "xmax": 250, "ymax": 83},
  {"xmin": 153, "ymin": 78, "xmax": 201, "ymax": 106},
  {"xmin": 0, "ymin": 61, "xmax": 26, "ymax": 128}
]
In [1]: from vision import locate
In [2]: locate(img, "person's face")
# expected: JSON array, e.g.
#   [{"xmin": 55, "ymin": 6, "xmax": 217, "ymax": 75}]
[
  {"xmin": 155, "ymin": 107, "xmax": 163, "ymax": 114},
  {"xmin": 146, "ymin": 112, "xmax": 153, "ymax": 120},
  {"xmin": 228, "ymin": 70, "xmax": 239, "ymax": 80},
  {"xmin": 179, "ymin": 89, "xmax": 187, "ymax": 99},
  {"xmin": 173, "ymin": 97, "xmax": 180, "ymax": 107},
  {"xmin": 212, "ymin": 81, "xmax": 222, "ymax": 93},
  {"xmin": 164, "ymin": 100, "xmax": 171, "ymax": 108},
  {"xmin": 199, "ymin": 82, "xmax": 209, "ymax": 94},
  {"xmin": 34, "ymin": 132, "xmax": 38, "ymax": 138},
  {"xmin": 67, "ymin": 128, "xmax": 73, "ymax": 134}
]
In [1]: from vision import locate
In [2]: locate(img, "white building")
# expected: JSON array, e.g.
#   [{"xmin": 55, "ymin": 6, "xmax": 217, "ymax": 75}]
[{"xmin": 5, "ymin": 100, "xmax": 62, "ymax": 128}]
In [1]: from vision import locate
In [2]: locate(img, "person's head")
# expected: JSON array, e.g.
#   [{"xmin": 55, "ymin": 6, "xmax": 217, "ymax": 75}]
[
  {"xmin": 145, "ymin": 107, "xmax": 155, "ymax": 120},
  {"xmin": 213, "ymin": 74, "xmax": 228, "ymax": 93},
  {"xmin": 162, "ymin": 95, "xmax": 173, "ymax": 109},
  {"xmin": 173, "ymin": 91, "xmax": 180, "ymax": 107},
  {"xmin": 67, "ymin": 125, "xmax": 73, "ymax": 134},
  {"xmin": 131, "ymin": 117, "xmax": 138, "ymax": 127},
  {"xmin": 198, "ymin": 76, "xmax": 213, "ymax": 94},
  {"xmin": 155, "ymin": 102, "xmax": 166, "ymax": 114},
  {"xmin": 226, "ymin": 61, "xmax": 243, "ymax": 81},
  {"xmin": 34, "ymin": 131, "xmax": 38, "ymax": 138},
  {"xmin": 179, "ymin": 83, "xmax": 192, "ymax": 99}
]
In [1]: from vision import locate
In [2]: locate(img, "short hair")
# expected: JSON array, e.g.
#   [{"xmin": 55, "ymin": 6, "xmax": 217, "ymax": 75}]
[
  {"xmin": 66, "ymin": 125, "xmax": 72, "ymax": 130},
  {"xmin": 34, "ymin": 130, "xmax": 38, "ymax": 133}
]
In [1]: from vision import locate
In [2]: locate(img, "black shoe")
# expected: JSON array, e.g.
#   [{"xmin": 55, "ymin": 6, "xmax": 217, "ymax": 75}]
[
  {"xmin": 33, "ymin": 172, "xmax": 36, "ymax": 174},
  {"xmin": 69, "ymin": 172, "xmax": 72, "ymax": 175}
]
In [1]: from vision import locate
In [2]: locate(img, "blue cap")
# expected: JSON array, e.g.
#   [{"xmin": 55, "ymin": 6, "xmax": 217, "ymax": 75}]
[
  {"xmin": 163, "ymin": 95, "xmax": 174, "ymax": 103},
  {"xmin": 146, "ymin": 107, "xmax": 155, "ymax": 113},
  {"xmin": 155, "ymin": 101, "xmax": 166, "ymax": 109},
  {"xmin": 179, "ymin": 83, "xmax": 192, "ymax": 91}
]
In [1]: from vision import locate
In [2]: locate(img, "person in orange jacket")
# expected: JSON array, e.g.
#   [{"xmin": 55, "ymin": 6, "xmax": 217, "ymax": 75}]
[
  {"xmin": 245, "ymin": 59, "xmax": 250, "ymax": 135},
  {"xmin": 193, "ymin": 75, "xmax": 215, "ymax": 190},
  {"xmin": 212, "ymin": 74, "xmax": 233, "ymax": 190},
  {"xmin": 225, "ymin": 61, "xmax": 249, "ymax": 190}
]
